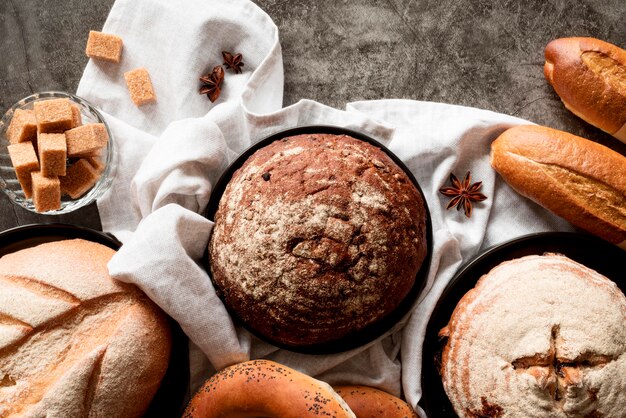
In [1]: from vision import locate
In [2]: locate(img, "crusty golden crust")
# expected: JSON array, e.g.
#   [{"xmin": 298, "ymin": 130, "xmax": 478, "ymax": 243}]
[
  {"xmin": 334, "ymin": 385, "xmax": 418, "ymax": 418},
  {"xmin": 183, "ymin": 360, "xmax": 356, "ymax": 418},
  {"xmin": 490, "ymin": 124, "xmax": 626, "ymax": 244},
  {"xmin": 0, "ymin": 239, "xmax": 171, "ymax": 417},
  {"xmin": 544, "ymin": 37, "xmax": 626, "ymax": 137},
  {"xmin": 209, "ymin": 134, "xmax": 428, "ymax": 346}
]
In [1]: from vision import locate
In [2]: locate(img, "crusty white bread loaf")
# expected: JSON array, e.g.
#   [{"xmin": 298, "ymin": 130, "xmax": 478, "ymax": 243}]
[
  {"xmin": 544, "ymin": 37, "xmax": 626, "ymax": 142},
  {"xmin": 439, "ymin": 254, "xmax": 626, "ymax": 417},
  {"xmin": 0, "ymin": 239, "xmax": 171, "ymax": 417},
  {"xmin": 490, "ymin": 125, "xmax": 626, "ymax": 248}
]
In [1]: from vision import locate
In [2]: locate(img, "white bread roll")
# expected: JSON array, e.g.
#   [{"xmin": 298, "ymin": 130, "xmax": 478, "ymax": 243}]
[
  {"xmin": 544, "ymin": 37, "xmax": 626, "ymax": 142},
  {"xmin": 490, "ymin": 125, "xmax": 626, "ymax": 248},
  {"xmin": 0, "ymin": 239, "xmax": 171, "ymax": 417}
]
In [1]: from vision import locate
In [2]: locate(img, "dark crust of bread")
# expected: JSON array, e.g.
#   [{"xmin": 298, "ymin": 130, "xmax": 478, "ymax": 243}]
[{"xmin": 208, "ymin": 133, "xmax": 428, "ymax": 346}]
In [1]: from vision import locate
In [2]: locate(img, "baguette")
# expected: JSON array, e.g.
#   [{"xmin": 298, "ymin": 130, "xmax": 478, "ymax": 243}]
[
  {"xmin": 0, "ymin": 239, "xmax": 171, "ymax": 417},
  {"xmin": 544, "ymin": 37, "xmax": 626, "ymax": 142},
  {"xmin": 490, "ymin": 125, "xmax": 626, "ymax": 248}
]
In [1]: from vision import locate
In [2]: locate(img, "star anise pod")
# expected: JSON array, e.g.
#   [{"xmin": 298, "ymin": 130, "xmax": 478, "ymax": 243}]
[
  {"xmin": 222, "ymin": 51, "xmax": 244, "ymax": 74},
  {"xmin": 439, "ymin": 171, "xmax": 487, "ymax": 218},
  {"xmin": 199, "ymin": 65, "xmax": 225, "ymax": 102}
]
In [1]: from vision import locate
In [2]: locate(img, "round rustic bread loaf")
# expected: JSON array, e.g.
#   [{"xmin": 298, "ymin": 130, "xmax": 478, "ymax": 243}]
[
  {"xmin": 439, "ymin": 254, "xmax": 626, "ymax": 418},
  {"xmin": 0, "ymin": 239, "xmax": 171, "ymax": 417},
  {"xmin": 208, "ymin": 133, "xmax": 428, "ymax": 347}
]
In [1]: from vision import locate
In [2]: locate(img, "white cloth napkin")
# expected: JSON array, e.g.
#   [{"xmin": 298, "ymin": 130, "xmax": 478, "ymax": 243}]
[{"xmin": 77, "ymin": 0, "xmax": 573, "ymax": 415}]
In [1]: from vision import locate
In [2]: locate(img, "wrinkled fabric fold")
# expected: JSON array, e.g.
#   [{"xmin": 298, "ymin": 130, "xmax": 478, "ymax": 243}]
[{"xmin": 78, "ymin": 0, "xmax": 573, "ymax": 415}]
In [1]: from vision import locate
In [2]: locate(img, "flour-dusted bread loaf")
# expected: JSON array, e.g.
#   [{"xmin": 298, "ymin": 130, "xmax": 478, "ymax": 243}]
[
  {"xmin": 208, "ymin": 133, "xmax": 428, "ymax": 347},
  {"xmin": 544, "ymin": 37, "xmax": 626, "ymax": 142},
  {"xmin": 490, "ymin": 125, "xmax": 626, "ymax": 248},
  {"xmin": 0, "ymin": 239, "xmax": 171, "ymax": 417},
  {"xmin": 439, "ymin": 254, "xmax": 626, "ymax": 418}
]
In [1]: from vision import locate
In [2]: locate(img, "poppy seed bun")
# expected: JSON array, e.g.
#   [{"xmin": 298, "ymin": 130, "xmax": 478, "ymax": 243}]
[
  {"xmin": 208, "ymin": 133, "xmax": 428, "ymax": 347},
  {"xmin": 184, "ymin": 360, "xmax": 355, "ymax": 418}
]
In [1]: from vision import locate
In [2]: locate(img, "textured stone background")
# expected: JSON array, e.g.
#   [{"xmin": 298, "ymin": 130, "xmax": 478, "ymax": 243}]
[{"xmin": 1, "ymin": 0, "xmax": 625, "ymax": 231}]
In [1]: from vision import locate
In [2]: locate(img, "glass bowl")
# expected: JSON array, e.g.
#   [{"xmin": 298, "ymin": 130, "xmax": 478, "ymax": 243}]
[{"xmin": 0, "ymin": 91, "xmax": 116, "ymax": 214}]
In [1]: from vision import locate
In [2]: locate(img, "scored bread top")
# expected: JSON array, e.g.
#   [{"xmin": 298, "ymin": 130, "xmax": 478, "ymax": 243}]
[
  {"xmin": 490, "ymin": 125, "xmax": 626, "ymax": 245},
  {"xmin": 439, "ymin": 254, "xmax": 626, "ymax": 418},
  {"xmin": 0, "ymin": 239, "xmax": 171, "ymax": 418},
  {"xmin": 544, "ymin": 37, "xmax": 626, "ymax": 136},
  {"xmin": 209, "ymin": 133, "xmax": 428, "ymax": 346}
]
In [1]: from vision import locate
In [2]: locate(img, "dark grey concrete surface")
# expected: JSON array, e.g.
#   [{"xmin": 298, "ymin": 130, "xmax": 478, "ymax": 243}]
[{"xmin": 1, "ymin": 0, "xmax": 625, "ymax": 232}]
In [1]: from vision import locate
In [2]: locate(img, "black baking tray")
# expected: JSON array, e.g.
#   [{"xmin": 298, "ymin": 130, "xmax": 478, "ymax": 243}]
[
  {"xmin": 0, "ymin": 223, "xmax": 189, "ymax": 418},
  {"xmin": 419, "ymin": 231, "xmax": 625, "ymax": 417},
  {"xmin": 203, "ymin": 125, "xmax": 433, "ymax": 354}
]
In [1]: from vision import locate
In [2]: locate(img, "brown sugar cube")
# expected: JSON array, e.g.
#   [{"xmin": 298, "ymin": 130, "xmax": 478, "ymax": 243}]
[
  {"xmin": 65, "ymin": 123, "xmax": 108, "ymax": 157},
  {"xmin": 85, "ymin": 30, "xmax": 123, "ymax": 63},
  {"xmin": 6, "ymin": 109, "xmax": 37, "ymax": 144},
  {"xmin": 82, "ymin": 149, "xmax": 103, "ymax": 157},
  {"xmin": 124, "ymin": 67, "xmax": 157, "ymax": 106},
  {"xmin": 33, "ymin": 99, "xmax": 73, "ymax": 133},
  {"xmin": 7, "ymin": 142, "xmax": 40, "ymax": 198},
  {"xmin": 38, "ymin": 133, "xmax": 67, "ymax": 177},
  {"xmin": 86, "ymin": 156, "xmax": 105, "ymax": 173},
  {"xmin": 16, "ymin": 171, "xmax": 34, "ymax": 199},
  {"xmin": 60, "ymin": 159, "xmax": 100, "ymax": 199},
  {"xmin": 70, "ymin": 104, "xmax": 83, "ymax": 128},
  {"xmin": 31, "ymin": 171, "xmax": 60, "ymax": 212}
]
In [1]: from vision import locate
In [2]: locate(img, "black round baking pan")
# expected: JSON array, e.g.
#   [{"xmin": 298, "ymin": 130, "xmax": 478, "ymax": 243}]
[
  {"xmin": 419, "ymin": 231, "xmax": 625, "ymax": 417},
  {"xmin": 203, "ymin": 125, "xmax": 433, "ymax": 354},
  {"xmin": 0, "ymin": 223, "xmax": 189, "ymax": 418}
]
